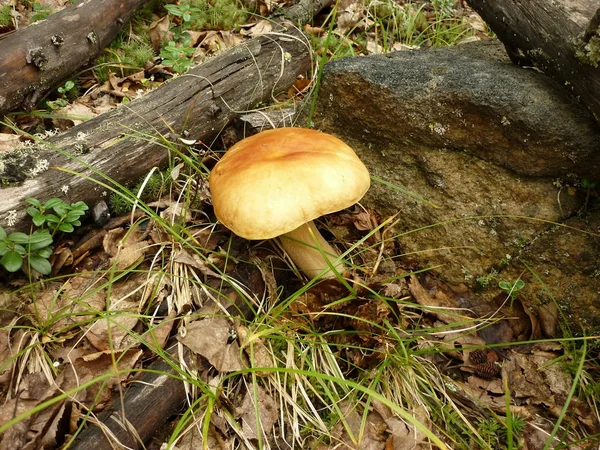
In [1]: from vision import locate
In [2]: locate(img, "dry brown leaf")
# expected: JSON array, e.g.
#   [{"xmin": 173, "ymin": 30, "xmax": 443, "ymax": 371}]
[
  {"xmin": 372, "ymin": 400, "xmax": 430, "ymax": 450},
  {"xmin": 235, "ymin": 383, "xmax": 278, "ymax": 441},
  {"xmin": 337, "ymin": 1, "xmax": 363, "ymax": 34},
  {"xmin": 408, "ymin": 275, "xmax": 464, "ymax": 324},
  {"xmin": 150, "ymin": 15, "xmax": 171, "ymax": 53},
  {"xmin": 324, "ymin": 400, "xmax": 388, "ymax": 450},
  {"xmin": 173, "ymin": 249, "xmax": 221, "ymax": 278},
  {"xmin": 177, "ymin": 317, "xmax": 246, "ymax": 372},
  {"xmin": 84, "ymin": 273, "xmax": 152, "ymax": 351},
  {"xmin": 103, "ymin": 227, "xmax": 149, "ymax": 271},
  {"xmin": 0, "ymin": 133, "xmax": 21, "ymax": 153},
  {"xmin": 0, "ymin": 372, "xmax": 61, "ymax": 450},
  {"xmin": 32, "ymin": 276, "xmax": 106, "ymax": 335},
  {"xmin": 240, "ymin": 19, "xmax": 272, "ymax": 37},
  {"xmin": 60, "ymin": 348, "xmax": 142, "ymax": 409},
  {"xmin": 85, "ymin": 306, "xmax": 139, "ymax": 351},
  {"xmin": 60, "ymin": 101, "xmax": 96, "ymax": 125},
  {"xmin": 142, "ymin": 310, "xmax": 177, "ymax": 350},
  {"xmin": 198, "ymin": 31, "xmax": 243, "ymax": 55},
  {"xmin": 49, "ymin": 244, "xmax": 73, "ymax": 275},
  {"xmin": 237, "ymin": 324, "xmax": 274, "ymax": 376},
  {"xmin": 537, "ymin": 302, "xmax": 558, "ymax": 337}
]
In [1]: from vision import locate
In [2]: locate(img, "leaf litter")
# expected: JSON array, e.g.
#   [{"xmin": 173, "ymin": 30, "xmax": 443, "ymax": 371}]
[{"xmin": 1, "ymin": 1, "xmax": 599, "ymax": 449}]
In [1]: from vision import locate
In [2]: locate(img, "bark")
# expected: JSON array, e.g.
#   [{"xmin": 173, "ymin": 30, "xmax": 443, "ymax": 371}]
[
  {"xmin": 466, "ymin": 0, "xmax": 600, "ymax": 122},
  {"xmin": 0, "ymin": 26, "xmax": 311, "ymax": 231},
  {"xmin": 277, "ymin": 0, "xmax": 334, "ymax": 25},
  {"xmin": 0, "ymin": 0, "xmax": 150, "ymax": 115}
]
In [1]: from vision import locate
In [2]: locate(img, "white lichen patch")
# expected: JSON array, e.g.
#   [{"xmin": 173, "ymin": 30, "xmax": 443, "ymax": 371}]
[
  {"xmin": 5, "ymin": 210, "xmax": 17, "ymax": 227},
  {"xmin": 28, "ymin": 158, "xmax": 50, "ymax": 177}
]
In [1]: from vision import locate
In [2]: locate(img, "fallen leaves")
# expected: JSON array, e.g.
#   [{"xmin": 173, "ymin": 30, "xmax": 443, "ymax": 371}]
[{"xmin": 178, "ymin": 317, "xmax": 246, "ymax": 373}]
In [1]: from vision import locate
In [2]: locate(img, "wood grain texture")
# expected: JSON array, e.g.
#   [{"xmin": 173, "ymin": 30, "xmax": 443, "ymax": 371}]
[{"xmin": 0, "ymin": 0, "xmax": 150, "ymax": 115}]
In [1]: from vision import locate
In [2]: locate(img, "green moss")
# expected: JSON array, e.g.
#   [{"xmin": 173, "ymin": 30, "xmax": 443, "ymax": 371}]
[
  {"xmin": 94, "ymin": 39, "xmax": 154, "ymax": 83},
  {"xmin": 183, "ymin": 0, "xmax": 248, "ymax": 30},
  {"xmin": 0, "ymin": 5, "xmax": 12, "ymax": 27}
]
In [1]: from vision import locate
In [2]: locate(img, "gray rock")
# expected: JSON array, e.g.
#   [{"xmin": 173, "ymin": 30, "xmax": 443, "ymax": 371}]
[{"xmin": 310, "ymin": 40, "xmax": 600, "ymax": 331}]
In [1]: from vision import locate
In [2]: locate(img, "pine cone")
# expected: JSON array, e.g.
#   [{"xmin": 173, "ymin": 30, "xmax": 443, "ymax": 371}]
[
  {"xmin": 474, "ymin": 361, "xmax": 501, "ymax": 380},
  {"xmin": 469, "ymin": 349, "xmax": 488, "ymax": 364}
]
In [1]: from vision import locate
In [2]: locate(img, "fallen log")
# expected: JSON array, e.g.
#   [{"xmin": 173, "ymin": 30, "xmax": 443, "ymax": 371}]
[
  {"xmin": 0, "ymin": 26, "xmax": 311, "ymax": 231},
  {"xmin": 0, "ymin": 0, "xmax": 151, "ymax": 115},
  {"xmin": 466, "ymin": 0, "xmax": 600, "ymax": 123}
]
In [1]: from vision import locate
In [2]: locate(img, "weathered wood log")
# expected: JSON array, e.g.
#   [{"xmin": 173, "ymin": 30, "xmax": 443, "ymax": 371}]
[
  {"xmin": 466, "ymin": 0, "xmax": 600, "ymax": 123},
  {"xmin": 0, "ymin": 26, "xmax": 311, "ymax": 231},
  {"xmin": 0, "ymin": 0, "xmax": 151, "ymax": 115}
]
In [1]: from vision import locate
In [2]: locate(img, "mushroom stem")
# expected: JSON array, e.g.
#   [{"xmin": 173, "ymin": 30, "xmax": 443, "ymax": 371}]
[{"xmin": 279, "ymin": 221, "xmax": 345, "ymax": 279}]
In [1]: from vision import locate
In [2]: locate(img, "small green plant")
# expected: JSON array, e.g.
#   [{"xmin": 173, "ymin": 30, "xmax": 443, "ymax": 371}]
[
  {"xmin": 0, "ymin": 227, "xmax": 53, "ymax": 275},
  {"xmin": 26, "ymin": 197, "xmax": 88, "ymax": 237},
  {"xmin": 581, "ymin": 178, "xmax": 596, "ymax": 209},
  {"xmin": 165, "ymin": 3, "xmax": 202, "ymax": 23},
  {"xmin": 0, "ymin": 198, "xmax": 88, "ymax": 275},
  {"xmin": 498, "ymin": 279, "xmax": 525, "ymax": 300},
  {"xmin": 475, "ymin": 268, "xmax": 497, "ymax": 291},
  {"xmin": 46, "ymin": 80, "xmax": 77, "ymax": 109},
  {"xmin": 160, "ymin": 41, "xmax": 196, "ymax": 73},
  {"xmin": 31, "ymin": 2, "xmax": 53, "ymax": 22}
]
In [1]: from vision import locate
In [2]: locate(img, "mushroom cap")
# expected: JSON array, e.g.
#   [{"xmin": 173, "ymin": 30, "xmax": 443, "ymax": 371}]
[{"xmin": 209, "ymin": 127, "xmax": 371, "ymax": 240}]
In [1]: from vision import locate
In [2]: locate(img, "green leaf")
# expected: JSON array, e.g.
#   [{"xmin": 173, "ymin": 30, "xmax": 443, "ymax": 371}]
[
  {"xmin": 13, "ymin": 244, "xmax": 26, "ymax": 256},
  {"xmin": 66, "ymin": 210, "xmax": 86, "ymax": 222},
  {"xmin": 26, "ymin": 206, "xmax": 40, "ymax": 218},
  {"xmin": 44, "ymin": 198, "xmax": 63, "ymax": 209},
  {"xmin": 0, "ymin": 251, "xmax": 23, "ymax": 272},
  {"xmin": 57, "ymin": 223, "xmax": 74, "ymax": 233},
  {"xmin": 0, "ymin": 242, "xmax": 7, "ymax": 255},
  {"xmin": 28, "ymin": 230, "xmax": 53, "ymax": 250},
  {"xmin": 26, "ymin": 198, "xmax": 43, "ymax": 209},
  {"xmin": 52, "ymin": 204, "xmax": 68, "ymax": 216},
  {"xmin": 37, "ymin": 247, "xmax": 53, "ymax": 259},
  {"xmin": 44, "ymin": 214, "xmax": 60, "ymax": 224},
  {"xmin": 8, "ymin": 232, "xmax": 30, "ymax": 244},
  {"xmin": 28, "ymin": 254, "xmax": 52, "ymax": 275},
  {"xmin": 71, "ymin": 201, "xmax": 89, "ymax": 212},
  {"xmin": 513, "ymin": 279, "xmax": 525, "ymax": 291},
  {"xmin": 31, "ymin": 212, "xmax": 46, "ymax": 227},
  {"xmin": 0, "ymin": 227, "xmax": 6, "ymax": 240}
]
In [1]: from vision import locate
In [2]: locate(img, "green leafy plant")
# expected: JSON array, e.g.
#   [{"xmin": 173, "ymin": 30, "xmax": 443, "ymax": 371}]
[
  {"xmin": 26, "ymin": 197, "xmax": 88, "ymax": 236},
  {"xmin": 498, "ymin": 279, "xmax": 525, "ymax": 300},
  {"xmin": 160, "ymin": 41, "xmax": 196, "ymax": 73},
  {"xmin": 0, "ymin": 198, "xmax": 88, "ymax": 275},
  {"xmin": 47, "ymin": 80, "xmax": 78, "ymax": 109},
  {"xmin": 165, "ymin": 3, "xmax": 202, "ymax": 29},
  {"xmin": 0, "ymin": 227, "xmax": 53, "ymax": 275},
  {"xmin": 581, "ymin": 178, "xmax": 596, "ymax": 209},
  {"xmin": 31, "ymin": 2, "xmax": 53, "ymax": 22}
]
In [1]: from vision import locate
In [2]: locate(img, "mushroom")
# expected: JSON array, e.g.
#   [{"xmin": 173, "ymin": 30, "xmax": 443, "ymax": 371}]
[{"xmin": 208, "ymin": 127, "xmax": 370, "ymax": 279}]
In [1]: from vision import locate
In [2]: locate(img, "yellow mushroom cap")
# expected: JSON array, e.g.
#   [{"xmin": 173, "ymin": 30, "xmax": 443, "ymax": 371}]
[{"xmin": 209, "ymin": 127, "xmax": 371, "ymax": 239}]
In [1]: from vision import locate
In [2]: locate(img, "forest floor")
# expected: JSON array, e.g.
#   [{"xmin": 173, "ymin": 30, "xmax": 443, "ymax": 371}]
[{"xmin": 0, "ymin": 1, "xmax": 598, "ymax": 449}]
